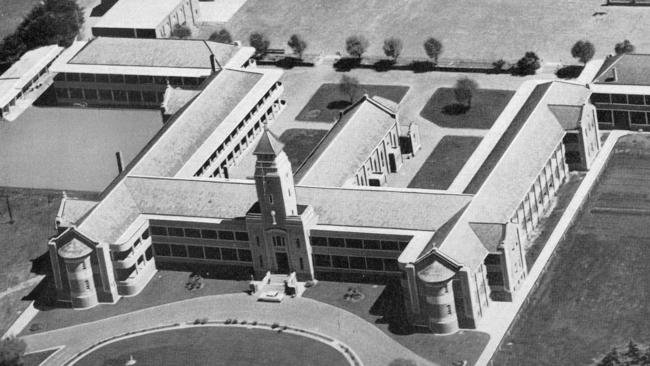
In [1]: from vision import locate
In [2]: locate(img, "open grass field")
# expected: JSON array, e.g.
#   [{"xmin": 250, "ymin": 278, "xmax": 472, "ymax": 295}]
[
  {"xmin": 225, "ymin": 0, "xmax": 650, "ymax": 62},
  {"xmin": 0, "ymin": 0, "xmax": 41, "ymax": 39},
  {"xmin": 0, "ymin": 106, "xmax": 162, "ymax": 192},
  {"xmin": 279, "ymin": 128, "xmax": 328, "ymax": 171},
  {"xmin": 419, "ymin": 88, "xmax": 514, "ymax": 129},
  {"xmin": 492, "ymin": 134, "xmax": 650, "ymax": 366},
  {"xmin": 408, "ymin": 135, "xmax": 483, "ymax": 190},
  {"xmin": 305, "ymin": 279, "xmax": 489, "ymax": 366},
  {"xmin": 295, "ymin": 83, "xmax": 409, "ymax": 122},
  {"xmin": 75, "ymin": 326, "xmax": 348, "ymax": 366}
]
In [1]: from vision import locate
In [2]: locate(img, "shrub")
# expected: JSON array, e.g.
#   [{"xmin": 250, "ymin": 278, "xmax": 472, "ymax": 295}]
[
  {"xmin": 171, "ymin": 24, "xmax": 192, "ymax": 39},
  {"xmin": 571, "ymin": 40, "xmax": 595, "ymax": 65},
  {"xmin": 271, "ymin": 322, "xmax": 280, "ymax": 329},
  {"xmin": 231, "ymin": 319, "xmax": 238, "ymax": 324},
  {"xmin": 209, "ymin": 28, "xmax": 232, "ymax": 44},
  {"xmin": 0, "ymin": 337, "xmax": 27, "ymax": 366},
  {"xmin": 249, "ymin": 32, "xmax": 270, "ymax": 57},
  {"xmin": 225, "ymin": 319, "xmax": 232, "ymax": 324},
  {"xmin": 614, "ymin": 39, "xmax": 635, "ymax": 55},
  {"xmin": 493, "ymin": 59, "xmax": 507, "ymax": 71},
  {"xmin": 423, "ymin": 37, "xmax": 443, "ymax": 63},
  {"xmin": 251, "ymin": 321, "xmax": 258, "ymax": 326},
  {"xmin": 304, "ymin": 280, "xmax": 314, "ymax": 288},
  {"xmin": 345, "ymin": 35, "xmax": 369, "ymax": 58},
  {"xmin": 382, "ymin": 37, "xmax": 403, "ymax": 61},
  {"xmin": 287, "ymin": 34, "xmax": 307, "ymax": 59},
  {"xmin": 514, "ymin": 51, "xmax": 541, "ymax": 76}
]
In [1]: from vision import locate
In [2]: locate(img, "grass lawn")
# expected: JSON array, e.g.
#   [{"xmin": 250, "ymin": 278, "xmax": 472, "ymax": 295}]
[
  {"xmin": 23, "ymin": 349, "xmax": 57, "ymax": 366},
  {"xmin": 295, "ymin": 83, "xmax": 409, "ymax": 122},
  {"xmin": 408, "ymin": 135, "xmax": 482, "ymax": 190},
  {"xmin": 492, "ymin": 134, "xmax": 650, "ymax": 366},
  {"xmin": 23, "ymin": 270, "xmax": 248, "ymax": 335},
  {"xmin": 419, "ymin": 88, "xmax": 514, "ymax": 129},
  {"xmin": 0, "ymin": 106, "xmax": 162, "ymax": 192},
  {"xmin": 279, "ymin": 128, "xmax": 328, "ymax": 171},
  {"xmin": 304, "ymin": 279, "xmax": 489, "ymax": 366},
  {"xmin": 223, "ymin": 0, "xmax": 650, "ymax": 62},
  {"xmin": 75, "ymin": 326, "xmax": 348, "ymax": 366}
]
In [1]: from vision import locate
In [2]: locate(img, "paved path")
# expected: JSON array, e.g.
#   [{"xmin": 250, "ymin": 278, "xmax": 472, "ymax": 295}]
[
  {"xmin": 473, "ymin": 130, "xmax": 633, "ymax": 366},
  {"xmin": 22, "ymin": 293, "xmax": 437, "ymax": 366}
]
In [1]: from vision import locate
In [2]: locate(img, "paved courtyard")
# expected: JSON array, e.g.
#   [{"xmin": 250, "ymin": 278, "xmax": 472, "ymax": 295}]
[{"xmin": 0, "ymin": 106, "xmax": 162, "ymax": 191}]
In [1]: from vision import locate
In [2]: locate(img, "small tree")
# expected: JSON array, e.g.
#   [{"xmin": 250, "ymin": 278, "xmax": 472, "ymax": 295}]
[
  {"xmin": 571, "ymin": 40, "xmax": 595, "ymax": 65},
  {"xmin": 382, "ymin": 37, "xmax": 403, "ymax": 62},
  {"xmin": 287, "ymin": 34, "xmax": 307, "ymax": 59},
  {"xmin": 515, "ymin": 51, "xmax": 541, "ymax": 75},
  {"xmin": 339, "ymin": 75, "xmax": 360, "ymax": 103},
  {"xmin": 171, "ymin": 24, "xmax": 192, "ymax": 39},
  {"xmin": 209, "ymin": 28, "xmax": 232, "ymax": 44},
  {"xmin": 423, "ymin": 37, "xmax": 443, "ymax": 63},
  {"xmin": 624, "ymin": 341, "xmax": 642, "ymax": 362},
  {"xmin": 0, "ymin": 337, "xmax": 27, "ymax": 366},
  {"xmin": 614, "ymin": 39, "xmax": 635, "ymax": 55},
  {"xmin": 454, "ymin": 77, "xmax": 479, "ymax": 108},
  {"xmin": 345, "ymin": 35, "xmax": 369, "ymax": 58},
  {"xmin": 249, "ymin": 32, "xmax": 270, "ymax": 57}
]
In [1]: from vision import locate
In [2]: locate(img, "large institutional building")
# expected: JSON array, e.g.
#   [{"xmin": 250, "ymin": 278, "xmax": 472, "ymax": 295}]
[
  {"xmin": 91, "ymin": 0, "xmax": 201, "ymax": 39},
  {"xmin": 590, "ymin": 53, "xmax": 650, "ymax": 131},
  {"xmin": 49, "ymin": 37, "xmax": 254, "ymax": 108},
  {"xmin": 49, "ymin": 60, "xmax": 600, "ymax": 333}
]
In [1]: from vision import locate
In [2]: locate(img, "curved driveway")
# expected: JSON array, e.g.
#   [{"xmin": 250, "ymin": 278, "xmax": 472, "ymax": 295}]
[{"xmin": 22, "ymin": 293, "xmax": 437, "ymax": 366}]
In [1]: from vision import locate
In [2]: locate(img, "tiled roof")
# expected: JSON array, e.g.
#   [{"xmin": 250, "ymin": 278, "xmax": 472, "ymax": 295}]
[
  {"xmin": 130, "ymin": 69, "xmax": 263, "ymax": 177},
  {"xmin": 93, "ymin": 0, "xmax": 188, "ymax": 29},
  {"xmin": 254, "ymin": 128, "xmax": 285, "ymax": 155},
  {"xmin": 161, "ymin": 86, "xmax": 201, "ymax": 117},
  {"xmin": 295, "ymin": 96, "xmax": 396, "ymax": 187},
  {"xmin": 593, "ymin": 53, "xmax": 650, "ymax": 86},
  {"xmin": 69, "ymin": 37, "xmax": 239, "ymax": 70}
]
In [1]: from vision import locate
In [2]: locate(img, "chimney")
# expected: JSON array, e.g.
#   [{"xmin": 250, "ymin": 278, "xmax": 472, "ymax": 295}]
[
  {"xmin": 209, "ymin": 54, "xmax": 217, "ymax": 73},
  {"xmin": 115, "ymin": 151, "xmax": 124, "ymax": 174}
]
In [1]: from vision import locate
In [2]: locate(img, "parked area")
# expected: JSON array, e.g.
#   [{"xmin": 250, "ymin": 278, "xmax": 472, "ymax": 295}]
[{"xmin": 492, "ymin": 134, "xmax": 650, "ymax": 366}]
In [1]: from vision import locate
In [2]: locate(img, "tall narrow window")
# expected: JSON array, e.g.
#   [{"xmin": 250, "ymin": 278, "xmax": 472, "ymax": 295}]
[
  {"xmin": 299, "ymin": 258, "xmax": 304, "ymax": 270},
  {"xmin": 260, "ymin": 255, "xmax": 264, "ymax": 267},
  {"xmin": 296, "ymin": 238, "xmax": 300, "ymax": 248},
  {"xmin": 268, "ymin": 194, "xmax": 273, "ymax": 204},
  {"xmin": 84, "ymin": 280, "xmax": 90, "ymax": 290}
]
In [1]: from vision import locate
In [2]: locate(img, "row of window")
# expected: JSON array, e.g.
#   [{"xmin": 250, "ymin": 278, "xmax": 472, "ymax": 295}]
[
  {"xmin": 153, "ymin": 243, "xmax": 253, "ymax": 262},
  {"xmin": 54, "ymin": 72, "xmax": 206, "ymax": 87},
  {"xmin": 313, "ymin": 254, "xmax": 400, "ymax": 272},
  {"xmin": 591, "ymin": 93, "xmax": 650, "ymax": 106},
  {"xmin": 150, "ymin": 226, "xmax": 249, "ymax": 241},
  {"xmin": 310, "ymin": 236, "xmax": 409, "ymax": 251},
  {"xmin": 55, "ymin": 87, "xmax": 164, "ymax": 104},
  {"xmin": 597, "ymin": 109, "xmax": 650, "ymax": 125},
  {"xmin": 194, "ymin": 83, "xmax": 282, "ymax": 178}
]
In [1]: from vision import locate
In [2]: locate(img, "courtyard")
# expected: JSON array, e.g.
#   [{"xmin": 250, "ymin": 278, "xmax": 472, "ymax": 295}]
[
  {"xmin": 491, "ymin": 134, "xmax": 650, "ymax": 366},
  {"xmin": 0, "ymin": 106, "xmax": 162, "ymax": 192},
  {"xmin": 222, "ymin": 0, "xmax": 650, "ymax": 62}
]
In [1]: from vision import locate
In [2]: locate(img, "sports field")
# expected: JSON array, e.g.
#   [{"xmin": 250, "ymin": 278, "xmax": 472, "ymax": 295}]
[
  {"xmin": 226, "ymin": 0, "xmax": 650, "ymax": 62},
  {"xmin": 492, "ymin": 134, "xmax": 650, "ymax": 365}
]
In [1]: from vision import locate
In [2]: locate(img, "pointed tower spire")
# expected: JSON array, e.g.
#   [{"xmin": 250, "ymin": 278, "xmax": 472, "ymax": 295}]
[{"xmin": 253, "ymin": 124, "xmax": 285, "ymax": 156}]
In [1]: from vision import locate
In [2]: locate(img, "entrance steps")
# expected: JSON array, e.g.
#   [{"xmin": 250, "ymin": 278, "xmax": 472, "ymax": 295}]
[{"xmin": 252, "ymin": 272, "xmax": 306, "ymax": 301}]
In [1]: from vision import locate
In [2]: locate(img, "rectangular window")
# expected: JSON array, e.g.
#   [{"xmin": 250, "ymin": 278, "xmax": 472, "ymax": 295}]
[
  {"xmin": 170, "ymin": 244, "xmax": 187, "ymax": 257},
  {"xmin": 98, "ymin": 89, "xmax": 112, "ymax": 100},
  {"xmin": 127, "ymin": 91, "xmax": 142, "ymax": 102},
  {"xmin": 95, "ymin": 74, "xmax": 109, "ymax": 83},
  {"xmin": 381, "ymin": 240, "xmax": 399, "ymax": 251},
  {"xmin": 169, "ymin": 76, "xmax": 182, "ymax": 85},
  {"xmin": 185, "ymin": 228, "xmax": 201, "ymax": 238},
  {"xmin": 80, "ymin": 73, "xmax": 94, "ymax": 82},
  {"xmin": 109, "ymin": 74, "xmax": 125, "ymax": 83},
  {"xmin": 398, "ymin": 241, "xmax": 409, "ymax": 251},
  {"xmin": 268, "ymin": 194, "xmax": 273, "ymax": 204},
  {"xmin": 154, "ymin": 76, "xmax": 167, "ymax": 85},
  {"xmin": 54, "ymin": 73, "xmax": 65, "ymax": 81},
  {"xmin": 150, "ymin": 226, "xmax": 167, "ymax": 236},
  {"xmin": 363, "ymin": 239, "xmax": 380, "ymax": 250},
  {"xmin": 366, "ymin": 257, "xmax": 383, "ymax": 271},
  {"xmin": 383, "ymin": 259, "xmax": 399, "ymax": 272},
  {"xmin": 83, "ymin": 89, "xmax": 98, "ymax": 100},
  {"xmin": 628, "ymin": 94, "xmax": 645, "ymax": 105},
  {"xmin": 314, "ymin": 254, "xmax": 330, "ymax": 267},
  {"xmin": 201, "ymin": 229, "xmax": 218, "ymax": 239},
  {"xmin": 55, "ymin": 88, "xmax": 68, "ymax": 98},
  {"xmin": 311, "ymin": 237, "xmax": 327, "ymax": 246},
  {"xmin": 235, "ymin": 232, "xmax": 249, "ymax": 241},
  {"xmin": 142, "ymin": 91, "xmax": 156, "ymax": 102},
  {"xmin": 168, "ymin": 227, "xmax": 184, "ymax": 237},
  {"xmin": 295, "ymin": 238, "xmax": 300, "ymax": 248},
  {"xmin": 113, "ymin": 90, "xmax": 127, "ymax": 101},
  {"xmin": 218, "ymin": 231, "xmax": 234, "ymax": 240},
  {"xmin": 331, "ymin": 255, "xmax": 349, "ymax": 269},
  {"xmin": 590, "ymin": 93, "xmax": 610, "ymax": 104},
  {"xmin": 221, "ymin": 248, "xmax": 237, "ymax": 261},
  {"xmin": 66, "ymin": 73, "xmax": 80, "ymax": 82},
  {"xmin": 596, "ymin": 109, "xmax": 613, "ymax": 123},
  {"xmin": 69, "ymin": 88, "xmax": 83, "ymax": 98},
  {"xmin": 204, "ymin": 247, "xmax": 221, "ymax": 260},
  {"xmin": 345, "ymin": 238, "xmax": 362, "ymax": 249},
  {"xmin": 349, "ymin": 256, "xmax": 365, "ymax": 269},
  {"xmin": 238, "ymin": 249, "xmax": 252, "ymax": 262},
  {"xmin": 299, "ymin": 257, "xmax": 304, "ymax": 270},
  {"xmin": 611, "ymin": 94, "xmax": 627, "ymax": 104},
  {"xmin": 630, "ymin": 111, "xmax": 647, "ymax": 125},
  {"xmin": 187, "ymin": 245, "xmax": 204, "ymax": 258},
  {"xmin": 484, "ymin": 254, "xmax": 501, "ymax": 265},
  {"xmin": 153, "ymin": 244, "xmax": 171, "ymax": 256},
  {"xmin": 138, "ymin": 75, "xmax": 153, "ymax": 84},
  {"xmin": 124, "ymin": 75, "xmax": 137, "ymax": 84},
  {"xmin": 328, "ymin": 237, "xmax": 345, "ymax": 247}
]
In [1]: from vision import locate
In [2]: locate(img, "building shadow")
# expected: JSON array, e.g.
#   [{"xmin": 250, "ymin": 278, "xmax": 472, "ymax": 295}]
[
  {"xmin": 443, "ymin": 103, "xmax": 470, "ymax": 115},
  {"xmin": 32, "ymin": 85, "xmax": 58, "ymax": 107},
  {"xmin": 555, "ymin": 65, "xmax": 584, "ymax": 79},
  {"xmin": 89, "ymin": 0, "xmax": 118, "ymax": 17},
  {"xmin": 369, "ymin": 280, "xmax": 414, "ymax": 335}
]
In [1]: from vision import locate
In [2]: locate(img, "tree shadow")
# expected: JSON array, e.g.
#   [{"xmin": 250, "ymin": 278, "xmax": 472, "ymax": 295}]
[
  {"xmin": 89, "ymin": 0, "xmax": 118, "ymax": 17},
  {"xmin": 555, "ymin": 65, "xmax": 584, "ymax": 79},
  {"xmin": 326, "ymin": 100, "xmax": 352, "ymax": 110},
  {"xmin": 374, "ymin": 59, "xmax": 395, "ymax": 72},
  {"xmin": 369, "ymin": 280, "xmax": 414, "ymax": 335},
  {"xmin": 410, "ymin": 60, "xmax": 435, "ymax": 73},
  {"xmin": 334, "ymin": 57, "xmax": 361, "ymax": 72},
  {"xmin": 443, "ymin": 103, "xmax": 470, "ymax": 115},
  {"xmin": 275, "ymin": 57, "xmax": 299, "ymax": 69}
]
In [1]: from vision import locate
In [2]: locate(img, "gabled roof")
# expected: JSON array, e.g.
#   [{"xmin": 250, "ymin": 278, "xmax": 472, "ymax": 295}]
[
  {"xmin": 417, "ymin": 249, "xmax": 460, "ymax": 283},
  {"xmin": 593, "ymin": 53, "xmax": 650, "ymax": 86},
  {"xmin": 295, "ymin": 95, "xmax": 397, "ymax": 187},
  {"xmin": 254, "ymin": 128, "xmax": 285, "ymax": 155},
  {"xmin": 469, "ymin": 222, "xmax": 505, "ymax": 252},
  {"xmin": 548, "ymin": 105, "xmax": 583, "ymax": 130}
]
